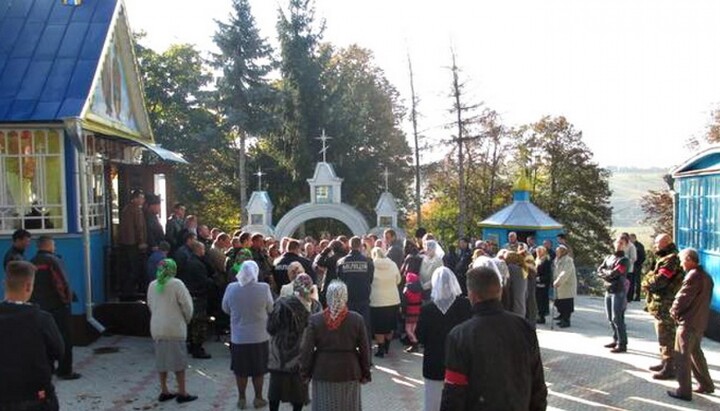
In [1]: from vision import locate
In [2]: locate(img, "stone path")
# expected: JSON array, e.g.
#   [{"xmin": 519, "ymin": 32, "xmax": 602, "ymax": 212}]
[{"xmin": 56, "ymin": 296, "xmax": 720, "ymax": 410}]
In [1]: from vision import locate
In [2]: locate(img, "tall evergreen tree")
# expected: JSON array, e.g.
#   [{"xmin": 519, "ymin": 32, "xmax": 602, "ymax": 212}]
[{"xmin": 214, "ymin": 0, "xmax": 276, "ymax": 224}]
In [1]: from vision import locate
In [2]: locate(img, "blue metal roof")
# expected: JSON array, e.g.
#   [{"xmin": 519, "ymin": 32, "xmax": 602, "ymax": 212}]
[
  {"xmin": 480, "ymin": 195, "xmax": 563, "ymax": 229},
  {"xmin": 0, "ymin": 0, "xmax": 117, "ymax": 122},
  {"xmin": 672, "ymin": 145, "xmax": 720, "ymax": 178}
]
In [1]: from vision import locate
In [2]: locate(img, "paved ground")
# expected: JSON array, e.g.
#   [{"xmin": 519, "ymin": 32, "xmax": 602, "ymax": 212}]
[{"xmin": 57, "ymin": 296, "xmax": 720, "ymax": 410}]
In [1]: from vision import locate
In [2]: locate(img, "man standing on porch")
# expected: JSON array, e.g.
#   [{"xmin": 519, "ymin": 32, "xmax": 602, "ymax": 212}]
[{"xmin": 118, "ymin": 189, "xmax": 147, "ymax": 297}]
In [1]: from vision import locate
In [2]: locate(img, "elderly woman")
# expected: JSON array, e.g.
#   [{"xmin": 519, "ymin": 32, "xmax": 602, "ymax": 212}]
[
  {"xmin": 147, "ymin": 259, "xmax": 198, "ymax": 403},
  {"xmin": 369, "ymin": 247, "xmax": 401, "ymax": 358},
  {"xmin": 416, "ymin": 267, "xmax": 471, "ymax": 411},
  {"xmin": 553, "ymin": 245, "xmax": 577, "ymax": 328},
  {"xmin": 419, "ymin": 240, "xmax": 444, "ymax": 299},
  {"xmin": 280, "ymin": 262, "xmax": 316, "ymax": 299},
  {"xmin": 222, "ymin": 261, "xmax": 274, "ymax": 409},
  {"xmin": 268, "ymin": 274, "xmax": 321, "ymax": 411},
  {"xmin": 300, "ymin": 281, "xmax": 371, "ymax": 411}
]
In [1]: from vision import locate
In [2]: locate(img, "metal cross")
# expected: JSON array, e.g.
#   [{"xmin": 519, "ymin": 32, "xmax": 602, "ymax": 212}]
[
  {"xmin": 316, "ymin": 129, "xmax": 332, "ymax": 163},
  {"xmin": 254, "ymin": 168, "xmax": 266, "ymax": 190},
  {"xmin": 382, "ymin": 167, "xmax": 391, "ymax": 192}
]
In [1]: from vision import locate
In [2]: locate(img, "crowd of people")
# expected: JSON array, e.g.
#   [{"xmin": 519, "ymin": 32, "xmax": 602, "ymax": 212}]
[{"xmin": 0, "ymin": 189, "xmax": 716, "ymax": 410}]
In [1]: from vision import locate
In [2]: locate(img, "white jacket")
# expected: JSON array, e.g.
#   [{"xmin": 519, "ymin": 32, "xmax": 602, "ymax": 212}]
[
  {"xmin": 370, "ymin": 257, "xmax": 402, "ymax": 307},
  {"xmin": 553, "ymin": 255, "xmax": 577, "ymax": 300},
  {"xmin": 147, "ymin": 278, "xmax": 194, "ymax": 341}
]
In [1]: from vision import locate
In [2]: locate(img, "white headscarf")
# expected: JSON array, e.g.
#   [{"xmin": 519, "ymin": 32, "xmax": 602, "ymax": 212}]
[
  {"xmin": 472, "ymin": 255, "xmax": 507, "ymax": 285},
  {"xmin": 424, "ymin": 240, "xmax": 445, "ymax": 260},
  {"xmin": 430, "ymin": 267, "xmax": 462, "ymax": 314},
  {"xmin": 236, "ymin": 260, "xmax": 259, "ymax": 286}
]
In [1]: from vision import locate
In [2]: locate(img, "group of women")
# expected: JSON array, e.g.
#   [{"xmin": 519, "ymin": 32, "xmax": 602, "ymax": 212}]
[{"xmin": 144, "ymin": 235, "xmax": 472, "ymax": 411}]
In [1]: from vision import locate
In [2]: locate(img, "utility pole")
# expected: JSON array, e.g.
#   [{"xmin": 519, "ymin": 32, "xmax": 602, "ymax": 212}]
[
  {"xmin": 237, "ymin": 131, "xmax": 247, "ymax": 227},
  {"xmin": 408, "ymin": 53, "xmax": 422, "ymax": 227}
]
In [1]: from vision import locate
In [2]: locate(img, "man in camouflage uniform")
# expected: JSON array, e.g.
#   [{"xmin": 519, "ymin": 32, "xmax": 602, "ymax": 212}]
[{"xmin": 642, "ymin": 234, "xmax": 684, "ymax": 379}]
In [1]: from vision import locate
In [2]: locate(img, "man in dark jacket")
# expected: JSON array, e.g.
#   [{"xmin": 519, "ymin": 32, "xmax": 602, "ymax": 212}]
[
  {"xmin": 30, "ymin": 236, "xmax": 80, "ymax": 380},
  {"xmin": 1, "ymin": 261, "xmax": 64, "ymax": 411},
  {"xmin": 337, "ymin": 237, "xmax": 375, "ymax": 353},
  {"xmin": 165, "ymin": 202, "xmax": 186, "ymax": 253},
  {"xmin": 315, "ymin": 240, "xmax": 346, "ymax": 304},
  {"xmin": 597, "ymin": 237, "xmax": 631, "ymax": 353},
  {"xmin": 178, "ymin": 241, "xmax": 213, "ymax": 359},
  {"xmin": 3, "ymin": 228, "xmax": 31, "ymax": 269},
  {"xmin": 250, "ymin": 233, "xmax": 274, "ymax": 286},
  {"xmin": 667, "ymin": 248, "xmax": 715, "ymax": 401},
  {"xmin": 273, "ymin": 239, "xmax": 316, "ymax": 287},
  {"xmin": 118, "ymin": 190, "xmax": 147, "ymax": 297},
  {"xmin": 630, "ymin": 233, "xmax": 646, "ymax": 301},
  {"xmin": 384, "ymin": 229, "xmax": 404, "ymax": 269},
  {"xmin": 144, "ymin": 194, "xmax": 165, "ymax": 251},
  {"xmin": 441, "ymin": 266, "xmax": 547, "ymax": 411},
  {"xmin": 454, "ymin": 238, "xmax": 472, "ymax": 295}
]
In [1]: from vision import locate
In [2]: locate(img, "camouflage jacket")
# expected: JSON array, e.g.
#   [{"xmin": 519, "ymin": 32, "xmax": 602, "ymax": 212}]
[{"xmin": 642, "ymin": 243, "xmax": 684, "ymax": 315}]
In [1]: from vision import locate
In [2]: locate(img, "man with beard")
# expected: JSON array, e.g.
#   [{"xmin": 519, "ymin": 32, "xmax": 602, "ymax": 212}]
[{"xmin": 643, "ymin": 233, "xmax": 685, "ymax": 380}]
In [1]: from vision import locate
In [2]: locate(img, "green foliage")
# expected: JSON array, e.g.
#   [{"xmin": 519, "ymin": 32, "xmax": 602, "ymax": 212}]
[{"xmin": 135, "ymin": 35, "xmax": 239, "ymax": 229}]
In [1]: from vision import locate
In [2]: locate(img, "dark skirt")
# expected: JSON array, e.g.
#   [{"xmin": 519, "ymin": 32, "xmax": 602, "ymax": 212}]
[
  {"xmin": 269, "ymin": 371, "xmax": 308, "ymax": 404},
  {"xmin": 371, "ymin": 305, "xmax": 399, "ymax": 335},
  {"xmin": 230, "ymin": 341, "xmax": 269, "ymax": 377},
  {"xmin": 554, "ymin": 298, "xmax": 575, "ymax": 316}
]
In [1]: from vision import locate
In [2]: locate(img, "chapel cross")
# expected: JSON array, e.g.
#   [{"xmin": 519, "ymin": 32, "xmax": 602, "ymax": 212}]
[
  {"xmin": 254, "ymin": 168, "xmax": 266, "ymax": 191},
  {"xmin": 316, "ymin": 129, "xmax": 332, "ymax": 163},
  {"xmin": 382, "ymin": 167, "xmax": 391, "ymax": 192}
]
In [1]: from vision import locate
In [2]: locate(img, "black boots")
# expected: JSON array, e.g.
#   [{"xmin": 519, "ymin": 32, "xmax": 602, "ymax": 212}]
[
  {"xmin": 652, "ymin": 359, "xmax": 676, "ymax": 380},
  {"xmin": 649, "ymin": 362, "xmax": 664, "ymax": 372},
  {"xmin": 374, "ymin": 340, "xmax": 392, "ymax": 358}
]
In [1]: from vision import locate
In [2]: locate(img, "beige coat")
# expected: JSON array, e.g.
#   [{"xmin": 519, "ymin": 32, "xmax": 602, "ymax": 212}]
[
  {"xmin": 147, "ymin": 278, "xmax": 193, "ymax": 341},
  {"xmin": 553, "ymin": 255, "xmax": 577, "ymax": 300},
  {"xmin": 370, "ymin": 257, "xmax": 402, "ymax": 307}
]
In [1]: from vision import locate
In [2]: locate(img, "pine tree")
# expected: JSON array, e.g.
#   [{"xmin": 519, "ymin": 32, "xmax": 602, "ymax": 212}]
[{"xmin": 213, "ymin": 0, "xmax": 276, "ymax": 224}]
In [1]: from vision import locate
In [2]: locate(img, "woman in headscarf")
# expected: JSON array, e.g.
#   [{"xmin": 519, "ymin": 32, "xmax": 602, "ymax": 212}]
[
  {"xmin": 416, "ymin": 267, "xmax": 471, "ymax": 411},
  {"xmin": 369, "ymin": 247, "xmax": 401, "ymax": 358},
  {"xmin": 147, "ymin": 259, "xmax": 198, "ymax": 403},
  {"xmin": 300, "ymin": 280, "xmax": 371, "ymax": 411},
  {"xmin": 535, "ymin": 246, "xmax": 553, "ymax": 324},
  {"xmin": 267, "ymin": 274, "xmax": 321, "ymax": 411},
  {"xmin": 222, "ymin": 261, "xmax": 274, "ymax": 409},
  {"xmin": 280, "ymin": 261, "xmax": 319, "ymax": 301},
  {"xmin": 419, "ymin": 240, "xmax": 444, "ymax": 300}
]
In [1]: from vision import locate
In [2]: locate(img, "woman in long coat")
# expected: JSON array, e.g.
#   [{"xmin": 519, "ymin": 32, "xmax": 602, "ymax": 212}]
[
  {"xmin": 268, "ymin": 274, "xmax": 321, "ymax": 411},
  {"xmin": 416, "ymin": 267, "xmax": 472, "ymax": 411},
  {"xmin": 534, "ymin": 246, "xmax": 553, "ymax": 324},
  {"xmin": 300, "ymin": 281, "xmax": 371, "ymax": 411}
]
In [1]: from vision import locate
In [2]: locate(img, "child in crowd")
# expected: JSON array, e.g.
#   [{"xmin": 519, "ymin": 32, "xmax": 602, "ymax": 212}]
[{"xmin": 403, "ymin": 271, "xmax": 423, "ymax": 353}]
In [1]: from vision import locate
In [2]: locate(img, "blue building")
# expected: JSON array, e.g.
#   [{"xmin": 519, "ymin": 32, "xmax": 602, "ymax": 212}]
[
  {"xmin": 671, "ymin": 145, "xmax": 720, "ymax": 340},
  {"xmin": 0, "ymin": 0, "xmax": 184, "ymax": 342},
  {"xmin": 479, "ymin": 175, "xmax": 564, "ymax": 247}
]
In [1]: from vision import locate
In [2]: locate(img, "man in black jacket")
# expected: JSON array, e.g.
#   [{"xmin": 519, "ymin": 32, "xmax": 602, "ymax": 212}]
[
  {"xmin": 3, "ymin": 228, "xmax": 31, "ymax": 269},
  {"xmin": 454, "ymin": 238, "xmax": 472, "ymax": 295},
  {"xmin": 144, "ymin": 194, "xmax": 165, "ymax": 252},
  {"xmin": 337, "ymin": 236, "xmax": 375, "ymax": 351},
  {"xmin": 384, "ymin": 229, "xmax": 403, "ymax": 270},
  {"xmin": 629, "ymin": 233, "xmax": 646, "ymax": 302},
  {"xmin": 178, "ymin": 241, "xmax": 213, "ymax": 359},
  {"xmin": 30, "ymin": 236, "xmax": 80, "ymax": 380},
  {"xmin": 1, "ymin": 261, "xmax": 64, "ymax": 411},
  {"xmin": 441, "ymin": 266, "xmax": 547, "ymax": 411},
  {"xmin": 273, "ymin": 239, "xmax": 316, "ymax": 287}
]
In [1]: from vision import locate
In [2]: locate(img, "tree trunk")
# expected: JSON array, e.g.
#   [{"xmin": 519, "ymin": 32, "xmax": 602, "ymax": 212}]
[
  {"xmin": 408, "ymin": 54, "xmax": 422, "ymax": 227},
  {"xmin": 239, "ymin": 132, "xmax": 247, "ymax": 226}
]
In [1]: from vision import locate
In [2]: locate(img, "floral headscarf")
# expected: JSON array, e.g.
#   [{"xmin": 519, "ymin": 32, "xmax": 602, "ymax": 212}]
[
  {"xmin": 155, "ymin": 258, "xmax": 177, "ymax": 294},
  {"xmin": 430, "ymin": 267, "xmax": 462, "ymax": 314},
  {"xmin": 293, "ymin": 273, "xmax": 314, "ymax": 301},
  {"xmin": 323, "ymin": 280, "xmax": 349, "ymax": 330},
  {"xmin": 236, "ymin": 260, "xmax": 259, "ymax": 286}
]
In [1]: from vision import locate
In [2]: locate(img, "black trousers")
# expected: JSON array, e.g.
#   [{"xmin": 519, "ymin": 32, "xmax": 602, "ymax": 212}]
[
  {"xmin": 626, "ymin": 272, "xmax": 640, "ymax": 302},
  {"xmin": 119, "ymin": 244, "xmax": 143, "ymax": 296},
  {"xmin": 0, "ymin": 390, "xmax": 59, "ymax": 411},
  {"xmin": 555, "ymin": 298, "xmax": 574, "ymax": 322},
  {"xmin": 49, "ymin": 305, "xmax": 73, "ymax": 376}
]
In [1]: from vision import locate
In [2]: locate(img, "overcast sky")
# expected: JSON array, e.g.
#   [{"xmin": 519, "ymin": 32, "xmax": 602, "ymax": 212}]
[{"xmin": 124, "ymin": 0, "xmax": 720, "ymax": 169}]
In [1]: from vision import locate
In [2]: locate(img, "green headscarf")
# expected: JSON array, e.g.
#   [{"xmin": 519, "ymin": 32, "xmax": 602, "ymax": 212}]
[{"xmin": 155, "ymin": 258, "xmax": 177, "ymax": 293}]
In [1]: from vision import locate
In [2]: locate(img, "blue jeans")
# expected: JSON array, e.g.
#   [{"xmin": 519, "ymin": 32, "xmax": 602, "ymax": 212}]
[{"xmin": 605, "ymin": 290, "xmax": 627, "ymax": 347}]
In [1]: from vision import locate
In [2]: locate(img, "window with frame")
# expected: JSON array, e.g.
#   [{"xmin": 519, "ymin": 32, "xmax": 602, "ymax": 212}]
[
  {"xmin": 315, "ymin": 186, "xmax": 331, "ymax": 203},
  {"xmin": 677, "ymin": 176, "xmax": 720, "ymax": 255},
  {"xmin": 251, "ymin": 214, "xmax": 264, "ymax": 225},
  {"xmin": 83, "ymin": 135, "xmax": 106, "ymax": 229},
  {"xmin": 0, "ymin": 129, "xmax": 65, "ymax": 232}
]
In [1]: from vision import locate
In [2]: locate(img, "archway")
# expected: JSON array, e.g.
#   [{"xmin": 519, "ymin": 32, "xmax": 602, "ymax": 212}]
[{"xmin": 274, "ymin": 203, "xmax": 370, "ymax": 240}]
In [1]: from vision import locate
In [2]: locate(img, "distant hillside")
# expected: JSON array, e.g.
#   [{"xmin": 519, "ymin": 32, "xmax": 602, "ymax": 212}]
[{"xmin": 608, "ymin": 168, "xmax": 667, "ymax": 227}]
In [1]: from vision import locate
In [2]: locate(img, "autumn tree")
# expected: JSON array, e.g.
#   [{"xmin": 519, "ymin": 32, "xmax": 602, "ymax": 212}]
[{"xmin": 640, "ymin": 188, "xmax": 674, "ymax": 236}]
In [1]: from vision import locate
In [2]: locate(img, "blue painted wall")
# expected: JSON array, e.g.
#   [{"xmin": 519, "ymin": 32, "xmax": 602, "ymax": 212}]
[
  {"xmin": 676, "ymin": 174, "xmax": 720, "ymax": 311},
  {"xmin": 0, "ymin": 232, "xmax": 108, "ymax": 314}
]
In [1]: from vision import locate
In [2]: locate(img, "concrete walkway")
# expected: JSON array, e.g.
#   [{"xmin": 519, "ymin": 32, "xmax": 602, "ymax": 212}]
[{"xmin": 56, "ymin": 296, "xmax": 720, "ymax": 410}]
